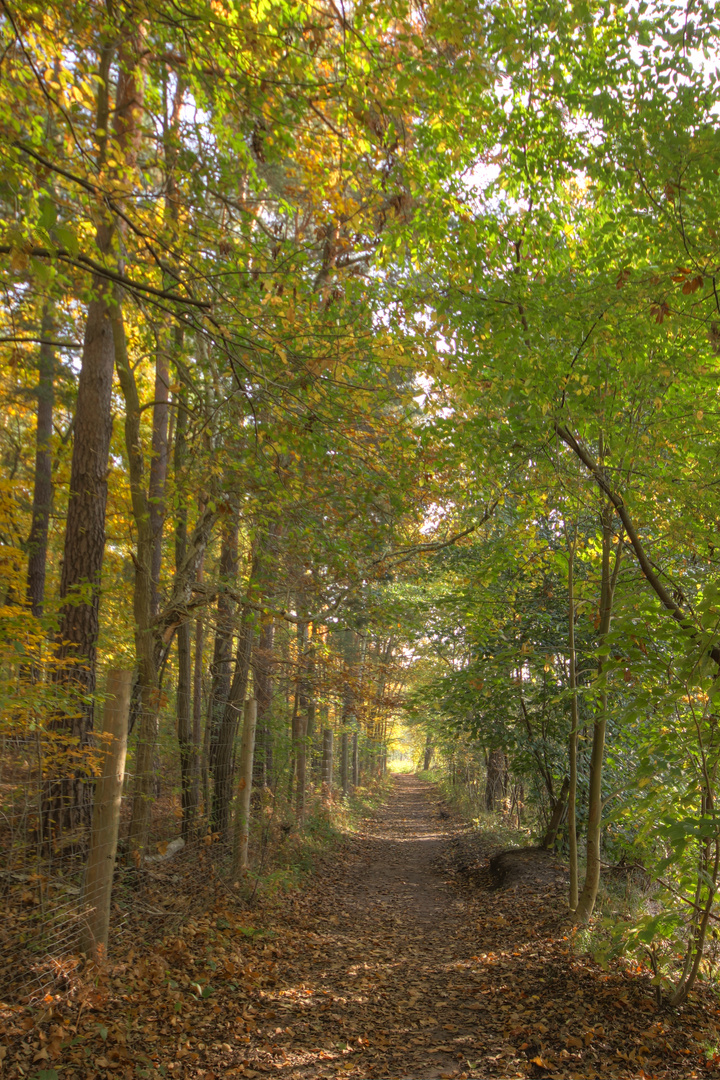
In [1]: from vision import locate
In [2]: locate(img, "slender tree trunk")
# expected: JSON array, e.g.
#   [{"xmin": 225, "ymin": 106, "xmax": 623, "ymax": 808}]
[
  {"xmin": 423, "ymin": 733, "xmax": 433, "ymax": 772},
  {"xmin": 253, "ymin": 618, "xmax": 274, "ymax": 787},
  {"xmin": 541, "ymin": 775, "xmax": 569, "ymax": 849},
  {"xmin": 148, "ymin": 340, "xmax": 170, "ymax": 616},
  {"xmin": 293, "ymin": 620, "xmax": 310, "ymax": 820},
  {"xmin": 80, "ymin": 669, "xmax": 131, "ymax": 960},
  {"xmin": 26, "ymin": 302, "xmax": 55, "ymax": 621},
  {"xmin": 147, "ymin": 77, "xmax": 184, "ymax": 616},
  {"xmin": 485, "ymin": 749, "xmax": 506, "ymax": 812},
  {"xmin": 207, "ymin": 510, "xmax": 240, "ymax": 808},
  {"xmin": 567, "ymin": 525, "xmax": 580, "ymax": 911},
  {"xmin": 192, "ymin": 553, "xmax": 204, "ymax": 818},
  {"xmin": 233, "ymin": 699, "xmax": 257, "ymax": 872},
  {"xmin": 574, "ymin": 506, "xmax": 622, "ymax": 923},
  {"xmin": 295, "ymin": 709, "xmax": 308, "ymax": 824},
  {"xmin": 113, "ymin": 301, "xmax": 160, "ymax": 861},
  {"xmin": 352, "ymin": 730, "xmax": 359, "ymax": 787},
  {"xmin": 341, "ymin": 731, "xmax": 349, "ymax": 796},
  {"xmin": 173, "ymin": 381, "xmax": 195, "ymax": 838},
  {"xmin": 322, "ymin": 729, "xmax": 334, "ymax": 790},
  {"xmin": 211, "ymin": 606, "xmax": 254, "ymax": 838}
]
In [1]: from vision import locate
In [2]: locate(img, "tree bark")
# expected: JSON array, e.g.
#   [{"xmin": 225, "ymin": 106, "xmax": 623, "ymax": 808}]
[
  {"xmin": 49, "ymin": 26, "xmax": 142, "ymax": 839},
  {"xmin": 485, "ymin": 749, "xmax": 506, "ymax": 812},
  {"xmin": 80, "ymin": 670, "xmax": 131, "ymax": 961},
  {"xmin": 207, "ymin": 510, "xmax": 240, "ymax": 810},
  {"xmin": 26, "ymin": 302, "xmax": 55, "ymax": 620},
  {"xmin": 211, "ymin": 601, "xmax": 256, "ymax": 839},
  {"xmin": 148, "ymin": 340, "xmax": 170, "ymax": 616},
  {"xmin": 423, "ymin": 733, "xmax": 433, "ymax": 772},
  {"xmin": 567, "ymin": 525, "xmax": 580, "ymax": 911},
  {"xmin": 113, "ymin": 301, "xmax": 160, "ymax": 861},
  {"xmin": 322, "ymin": 729, "xmax": 334, "ymax": 790},
  {"xmin": 192, "ymin": 552, "xmax": 204, "ymax": 818},
  {"xmin": 574, "ymin": 506, "xmax": 622, "ymax": 923},
  {"xmin": 352, "ymin": 730, "xmax": 359, "ymax": 787},
  {"xmin": 173, "ymin": 380, "xmax": 195, "ymax": 838},
  {"xmin": 233, "ymin": 698, "xmax": 257, "ymax": 872},
  {"xmin": 541, "ymin": 775, "xmax": 569, "ymax": 850},
  {"xmin": 341, "ymin": 731, "xmax": 349, "ymax": 796},
  {"xmin": 252, "ymin": 618, "xmax": 274, "ymax": 787}
]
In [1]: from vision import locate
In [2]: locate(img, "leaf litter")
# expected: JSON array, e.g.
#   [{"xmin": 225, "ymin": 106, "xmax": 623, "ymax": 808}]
[{"xmin": 2, "ymin": 774, "xmax": 720, "ymax": 1080}]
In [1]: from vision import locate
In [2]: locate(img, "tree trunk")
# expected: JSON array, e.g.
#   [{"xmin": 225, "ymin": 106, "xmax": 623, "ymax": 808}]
[
  {"xmin": 295, "ymin": 709, "xmax": 308, "ymax": 824},
  {"xmin": 352, "ymin": 730, "xmax": 359, "ymax": 787},
  {"xmin": 341, "ymin": 731, "xmax": 349, "ymax": 796},
  {"xmin": 253, "ymin": 618, "xmax": 274, "ymax": 787},
  {"xmin": 80, "ymin": 669, "xmax": 131, "ymax": 961},
  {"xmin": 233, "ymin": 698, "xmax": 257, "ymax": 872},
  {"xmin": 113, "ymin": 301, "xmax": 160, "ymax": 861},
  {"xmin": 173, "ymin": 383, "xmax": 195, "ymax": 838},
  {"xmin": 211, "ymin": 606, "xmax": 254, "ymax": 838},
  {"xmin": 49, "ymin": 27, "xmax": 142, "ymax": 840},
  {"xmin": 423, "ymin": 733, "xmax": 433, "ymax": 772},
  {"xmin": 192, "ymin": 555, "xmax": 204, "ymax": 819},
  {"xmin": 485, "ymin": 749, "xmax": 506, "ymax": 812},
  {"xmin": 322, "ymin": 729, "xmax": 334, "ymax": 790},
  {"xmin": 574, "ymin": 506, "xmax": 622, "ymax": 923},
  {"xmin": 567, "ymin": 525, "xmax": 580, "ymax": 911},
  {"xmin": 541, "ymin": 775, "xmax": 569, "ymax": 849},
  {"xmin": 207, "ymin": 511, "xmax": 240, "ymax": 808},
  {"xmin": 148, "ymin": 339, "xmax": 170, "ymax": 616},
  {"xmin": 26, "ymin": 302, "xmax": 54, "ymax": 620},
  {"xmin": 49, "ymin": 276, "xmax": 115, "ymax": 838}
]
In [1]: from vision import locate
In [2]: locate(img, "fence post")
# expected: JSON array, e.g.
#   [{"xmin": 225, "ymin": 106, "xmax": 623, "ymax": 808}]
[
  {"xmin": 233, "ymin": 699, "xmax": 257, "ymax": 873},
  {"xmin": 322, "ymin": 729, "xmax": 334, "ymax": 790},
  {"xmin": 340, "ymin": 731, "xmax": 349, "ymax": 797},
  {"xmin": 80, "ymin": 669, "xmax": 132, "ymax": 961}
]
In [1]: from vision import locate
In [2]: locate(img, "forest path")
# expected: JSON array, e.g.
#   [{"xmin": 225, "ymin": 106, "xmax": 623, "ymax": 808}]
[
  {"xmin": 256, "ymin": 773, "xmax": 488, "ymax": 1080},
  {"xmin": 226, "ymin": 774, "xmax": 713, "ymax": 1080}
]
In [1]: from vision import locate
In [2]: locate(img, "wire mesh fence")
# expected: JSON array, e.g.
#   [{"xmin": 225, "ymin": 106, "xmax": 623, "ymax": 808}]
[{"xmin": 0, "ymin": 687, "xmax": 387, "ymax": 1011}]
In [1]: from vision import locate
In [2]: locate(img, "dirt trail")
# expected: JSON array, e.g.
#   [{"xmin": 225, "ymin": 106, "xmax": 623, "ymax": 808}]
[
  {"xmin": 234, "ymin": 774, "xmax": 716, "ymax": 1080},
  {"xmin": 6, "ymin": 774, "xmax": 719, "ymax": 1079},
  {"xmin": 259, "ymin": 774, "xmax": 484, "ymax": 1080}
]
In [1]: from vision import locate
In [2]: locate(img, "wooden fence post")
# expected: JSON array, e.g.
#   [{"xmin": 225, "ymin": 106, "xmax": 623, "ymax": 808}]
[
  {"xmin": 341, "ymin": 732, "xmax": 349, "ymax": 797},
  {"xmin": 322, "ymin": 729, "xmax": 334, "ymax": 790},
  {"xmin": 80, "ymin": 669, "xmax": 132, "ymax": 961},
  {"xmin": 233, "ymin": 699, "xmax": 257, "ymax": 873}
]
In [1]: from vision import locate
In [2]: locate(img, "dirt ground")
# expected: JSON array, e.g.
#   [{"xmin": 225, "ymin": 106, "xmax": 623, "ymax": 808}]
[
  {"xmin": 4, "ymin": 774, "xmax": 720, "ymax": 1080},
  {"xmin": 225, "ymin": 775, "xmax": 720, "ymax": 1080}
]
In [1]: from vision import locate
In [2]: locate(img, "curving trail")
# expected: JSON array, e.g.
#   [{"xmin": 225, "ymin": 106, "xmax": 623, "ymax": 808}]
[
  {"xmin": 5, "ymin": 775, "xmax": 717, "ymax": 1079},
  {"xmin": 228, "ymin": 774, "xmax": 713, "ymax": 1080},
  {"xmin": 257, "ymin": 773, "xmax": 488, "ymax": 1080}
]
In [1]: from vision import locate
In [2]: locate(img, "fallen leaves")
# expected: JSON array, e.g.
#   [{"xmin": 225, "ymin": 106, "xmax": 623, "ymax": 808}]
[{"xmin": 3, "ymin": 777, "xmax": 720, "ymax": 1080}]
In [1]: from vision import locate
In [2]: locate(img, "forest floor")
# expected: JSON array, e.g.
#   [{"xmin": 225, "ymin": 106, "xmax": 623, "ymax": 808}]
[{"xmin": 4, "ymin": 774, "xmax": 720, "ymax": 1080}]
